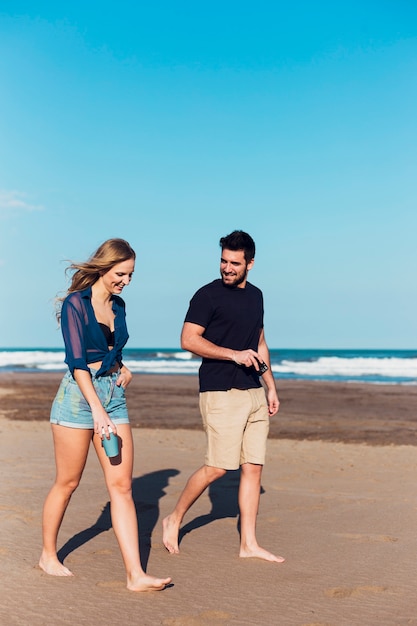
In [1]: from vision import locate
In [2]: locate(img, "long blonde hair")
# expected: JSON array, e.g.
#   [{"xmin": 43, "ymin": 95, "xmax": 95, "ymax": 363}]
[{"xmin": 56, "ymin": 238, "xmax": 136, "ymax": 320}]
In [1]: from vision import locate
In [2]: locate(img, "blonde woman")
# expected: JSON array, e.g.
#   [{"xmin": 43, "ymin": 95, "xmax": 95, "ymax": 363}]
[{"xmin": 39, "ymin": 238, "xmax": 171, "ymax": 592}]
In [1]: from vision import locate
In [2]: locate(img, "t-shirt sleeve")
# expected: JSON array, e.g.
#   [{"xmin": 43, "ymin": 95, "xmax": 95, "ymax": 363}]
[
  {"xmin": 61, "ymin": 296, "xmax": 90, "ymax": 375},
  {"xmin": 260, "ymin": 291, "xmax": 264, "ymax": 328},
  {"xmin": 184, "ymin": 288, "xmax": 213, "ymax": 329}
]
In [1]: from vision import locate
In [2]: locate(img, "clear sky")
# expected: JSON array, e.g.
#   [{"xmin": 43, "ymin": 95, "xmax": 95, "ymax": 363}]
[{"xmin": 0, "ymin": 1, "xmax": 416, "ymax": 349}]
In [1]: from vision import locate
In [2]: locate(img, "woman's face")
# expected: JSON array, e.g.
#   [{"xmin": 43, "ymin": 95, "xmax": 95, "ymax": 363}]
[{"xmin": 101, "ymin": 258, "xmax": 135, "ymax": 295}]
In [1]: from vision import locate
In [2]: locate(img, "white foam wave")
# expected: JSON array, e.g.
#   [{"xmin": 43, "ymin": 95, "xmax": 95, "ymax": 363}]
[
  {"xmin": 0, "ymin": 350, "xmax": 199, "ymax": 375},
  {"xmin": 272, "ymin": 357, "xmax": 417, "ymax": 379},
  {"xmin": 155, "ymin": 351, "xmax": 193, "ymax": 360},
  {"xmin": 124, "ymin": 358, "xmax": 200, "ymax": 375},
  {"xmin": 0, "ymin": 350, "xmax": 66, "ymax": 369},
  {"xmin": 1, "ymin": 351, "xmax": 416, "ymax": 380}
]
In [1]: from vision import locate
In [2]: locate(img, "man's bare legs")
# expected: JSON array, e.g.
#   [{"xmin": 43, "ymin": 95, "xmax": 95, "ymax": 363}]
[
  {"xmin": 163, "ymin": 463, "xmax": 284, "ymax": 561},
  {"xmin": 39, "ymin": 425, "xmax": 91, "ymax": 576},
  {"xmin": 238, "ymin": 462, "xmax": 285, "ymax": 562},
  {"xmin": 162, "ymin": 465, "xmax": 226, "ymax": 554}
]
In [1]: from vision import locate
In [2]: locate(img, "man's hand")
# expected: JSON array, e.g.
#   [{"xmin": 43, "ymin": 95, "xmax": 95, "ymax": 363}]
[
  {"xmin": 266, "ymin": 387, "xmax": 280, "ymax": 416},
  {"xmin": 232, "ymin": 349, "xmax": 265, "ymax": 371}
]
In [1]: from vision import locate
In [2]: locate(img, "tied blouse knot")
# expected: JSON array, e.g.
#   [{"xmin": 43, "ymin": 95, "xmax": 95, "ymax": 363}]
[{"xmin": 60, "ymin": 286, "xmax": 129, "ymax": 377}]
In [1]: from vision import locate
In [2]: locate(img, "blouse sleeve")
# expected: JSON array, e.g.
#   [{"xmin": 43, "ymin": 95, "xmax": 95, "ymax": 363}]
[
  {"xmin": 61, "ymin": 295, "xmax": 90, "ymax": 376},
  {"xmin": 111, "ymin": 295, "xmax": 128, "ymax": 369}
]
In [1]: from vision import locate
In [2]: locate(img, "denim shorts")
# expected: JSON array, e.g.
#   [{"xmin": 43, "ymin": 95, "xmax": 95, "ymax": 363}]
[{"xmin": 50, "ymin": 369, "xmax": 130, "ymax": 429}]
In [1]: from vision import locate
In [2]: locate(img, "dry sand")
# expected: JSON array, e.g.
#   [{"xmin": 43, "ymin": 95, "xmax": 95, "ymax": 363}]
[{"xmin": 0, "ymin": 373, "xmax": 416, "ymax": 625}]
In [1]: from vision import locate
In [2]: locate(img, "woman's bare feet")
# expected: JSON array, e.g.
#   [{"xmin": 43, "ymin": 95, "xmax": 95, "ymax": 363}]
[
  {"xmin": 239, "ymin": 544, "xmax": 285, "ymax": 563},
  {"xmin": 162, "ymin": 515, "xmax": 180, "ymax": 554},
  {"xmin": 39, "ymin": 552, "xmax": 74, "ymax": 576},
  {"xmin": 127, "ymin": 573, "xmax": 172, "ymax": 592}
]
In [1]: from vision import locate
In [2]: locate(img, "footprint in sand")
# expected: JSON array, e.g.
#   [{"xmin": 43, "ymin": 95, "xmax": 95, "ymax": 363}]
[
  {"xmin": 92, "ymin": 549, "xmax": 114, "ymax": 555},
  {"xmin": 325, "ymin": 585, "xmax": 389, "ymax": 598},
  {"xmin": 162, "ymin": 611, "xmax": 231, "ymax": 626},
  {"xmin": 302, "ymin": 623, "xmax": 333, "ymax": 626},
  {"xmin": 0, "ymin": 504, "xmax": 34, "ymax": 524},
  {"xmin": 336, "ymin": 532, "xmax": 398, "ymax": 543},
  {"xmin": 96, "ymin": 580, "xmax": 126, "ymax": 590}
]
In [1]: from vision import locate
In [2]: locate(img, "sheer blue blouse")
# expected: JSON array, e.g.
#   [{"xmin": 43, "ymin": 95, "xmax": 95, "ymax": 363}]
[{"xmin": 60, "ymin": 286, "xmax": 129, "ymax": 377}]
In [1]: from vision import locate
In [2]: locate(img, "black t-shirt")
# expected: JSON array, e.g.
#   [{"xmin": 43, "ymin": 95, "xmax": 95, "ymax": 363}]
[{"xmin": 184, "ymin": 279, "xmax": 264, "ymax": 392}]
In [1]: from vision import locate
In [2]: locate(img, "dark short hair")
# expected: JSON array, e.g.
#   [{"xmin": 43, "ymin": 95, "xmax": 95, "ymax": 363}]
[{"xmin": 219, "ymin": 230, "xmax": 255, "ymax": 263}]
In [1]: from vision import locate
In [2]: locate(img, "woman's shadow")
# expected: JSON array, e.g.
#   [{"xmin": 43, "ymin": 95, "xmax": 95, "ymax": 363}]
[
  {"xmin": 57, "ymin": 468, "xmax": 179, "ymax": 570},
  {"xmin": 57, "ymin": 468, "xmax": 264, "ymax": 566}
]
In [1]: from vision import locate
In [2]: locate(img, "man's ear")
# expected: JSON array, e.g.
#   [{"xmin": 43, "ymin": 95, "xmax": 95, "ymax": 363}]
[{"xmin": 247, "ymin": 258, "xmax": 255, "ymax": 271}]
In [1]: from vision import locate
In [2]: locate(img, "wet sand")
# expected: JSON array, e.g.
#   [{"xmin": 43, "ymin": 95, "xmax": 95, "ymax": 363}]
[
  {"xmin": 0, "ymin": 373, "xmax": 416, "ymax": 625},
  {"xmin": 1, "ymin": 372, "xmax": 416, "ymax": 445}
]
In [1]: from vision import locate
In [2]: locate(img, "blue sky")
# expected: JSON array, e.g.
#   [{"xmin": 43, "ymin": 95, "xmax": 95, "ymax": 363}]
[{"xmin": 0, "ymin": 1, "xmax": 416, "ymax": 349}]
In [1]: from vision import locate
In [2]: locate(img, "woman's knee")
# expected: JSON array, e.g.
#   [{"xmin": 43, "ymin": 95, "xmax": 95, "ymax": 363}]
[
  {"xmin": 55, "ymin": 475, "xmax": 81, "ymax": 496},
  {"xmin": 107, "ymin": 476, "xmax": 132, "ymax": 499}
]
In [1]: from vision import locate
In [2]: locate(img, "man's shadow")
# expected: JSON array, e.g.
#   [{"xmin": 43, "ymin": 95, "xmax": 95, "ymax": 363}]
[
  {"xmin": 57, "ymin": 467, "xmax": 265, "ymax": 566},
  {"xmin": 57, "ymin": 468, "xmax": 179, "ymax": 570},
  {"xmin": 178, "ymin": 469, "xmax": 265, "ymax": 546}
]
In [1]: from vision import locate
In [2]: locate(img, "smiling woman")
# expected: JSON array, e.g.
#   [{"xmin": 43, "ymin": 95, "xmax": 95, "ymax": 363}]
[
  {"xmin": 57, "ymin": 239, "xmax": 136, "ymax": 380},
  {"xmin": 100, "ymin": 260, "xmax": 134, "ymax": 296},
  {"xmin": 60, "ymin": 239, "xmax": 136, "ymax": 299},
  {"xmin": 38, "ymin": 238, "xmax": 172, "ymax": 592}
]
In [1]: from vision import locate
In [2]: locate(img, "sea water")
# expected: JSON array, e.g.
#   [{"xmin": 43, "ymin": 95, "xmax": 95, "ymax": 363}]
[{"xmin": 0, "ymin": 348, "xmax": 416, "ymax": 384}]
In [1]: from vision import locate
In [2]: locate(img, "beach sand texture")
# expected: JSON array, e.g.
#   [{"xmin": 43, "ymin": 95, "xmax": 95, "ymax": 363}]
[{"xmin": 1, "ymin": 373, "xmax": 417, "ymax": 626}]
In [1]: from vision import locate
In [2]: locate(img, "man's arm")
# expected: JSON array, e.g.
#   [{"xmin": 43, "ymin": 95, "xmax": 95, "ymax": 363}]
[
  {"xmin": 257, "ymin": 329, "xmax": 280, "ymax": 416},
  {"xmin": 181, "ymin": 322, "xmax": 265, "ymax": 371}
]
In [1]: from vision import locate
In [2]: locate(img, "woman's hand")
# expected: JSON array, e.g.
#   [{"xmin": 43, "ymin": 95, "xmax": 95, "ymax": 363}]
[
  {"xmin": 117, "ymin": 365, "xmax": 133, "ymax": 389},
  {"xmin": 92, "ymin": 406, "xmax": 117, "ymax": 438},
  {"xmin": 73, "ymin": 369, "xmax": 117, "ymax": 437}
]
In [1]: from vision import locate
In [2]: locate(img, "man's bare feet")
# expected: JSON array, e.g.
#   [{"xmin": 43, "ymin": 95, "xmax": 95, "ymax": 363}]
[
  {"xmin": 127, "ymin": 574, "xmax": 172, "ymax": 592},
  {"xmin": 39, "ymin": 553, "xmax": 74, "ymax": 576},
  {"xmin": 239, "ymin": 545, "xmax": 285, "ymax": 563},
  {"xmin": 162, "ymin": 515, "xmax": 180, "ymax": 554}
]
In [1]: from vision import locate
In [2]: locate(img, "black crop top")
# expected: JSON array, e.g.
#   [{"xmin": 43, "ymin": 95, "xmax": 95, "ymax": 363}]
[{"xmin": 98, "ymin": 323, "xmax": 115, "ymax": 347}]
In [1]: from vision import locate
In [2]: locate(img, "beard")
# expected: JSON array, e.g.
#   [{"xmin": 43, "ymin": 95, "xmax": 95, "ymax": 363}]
[{"xmin": 221, "ymin": 268, "xmax": 248, "ymax": 288}]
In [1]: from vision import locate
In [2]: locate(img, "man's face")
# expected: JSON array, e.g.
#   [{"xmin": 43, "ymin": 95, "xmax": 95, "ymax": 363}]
[{"xmin": 220, "ymin": 248, "xmax": 254, "ymax": 288}]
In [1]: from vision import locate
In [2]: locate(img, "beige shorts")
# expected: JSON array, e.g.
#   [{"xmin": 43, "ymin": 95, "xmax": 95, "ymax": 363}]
[{"xmin": 199, "ymin": 387, "xmax": 270, "ymax": 470}]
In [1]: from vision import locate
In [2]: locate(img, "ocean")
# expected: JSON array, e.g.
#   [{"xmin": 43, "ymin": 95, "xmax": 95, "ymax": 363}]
[{"xmin": 0, "ymin": 348, "xmax": 416, "ymax": 384}]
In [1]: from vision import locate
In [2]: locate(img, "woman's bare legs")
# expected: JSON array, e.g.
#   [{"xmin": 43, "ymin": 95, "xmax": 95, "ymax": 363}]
[
  {"xmin": 39, "ymin": 425, "xmax": 92, "ymax": 576},
  {"xmin": 93, "ymin": 424, "xmax": 171, "ymax": 591}
]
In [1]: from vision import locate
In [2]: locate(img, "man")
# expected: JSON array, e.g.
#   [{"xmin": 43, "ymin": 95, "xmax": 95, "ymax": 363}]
[{"xmin": 163, "ymin": 230, "xmax": 284, "ymax": 563}]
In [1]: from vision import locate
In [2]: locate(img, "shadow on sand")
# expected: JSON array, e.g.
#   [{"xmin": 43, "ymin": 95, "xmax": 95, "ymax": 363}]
[
  {"xmin": 57, "ymin": 468, "xmax": 179, "ymax": 569},
  {"xmin": 57, "ymin": 468, "xmax": 264, "ymax": 567}
]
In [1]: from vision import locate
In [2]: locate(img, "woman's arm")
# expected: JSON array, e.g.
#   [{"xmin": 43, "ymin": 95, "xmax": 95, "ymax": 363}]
[{"xmin": 61, "ymin": 297, "xmax": 90, "ymax": 376}]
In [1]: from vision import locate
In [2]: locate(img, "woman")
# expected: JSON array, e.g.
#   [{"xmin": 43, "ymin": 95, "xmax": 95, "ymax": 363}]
[{"xmin": 39, "ymin": 238, "xmax": 171, "ymax": 592}]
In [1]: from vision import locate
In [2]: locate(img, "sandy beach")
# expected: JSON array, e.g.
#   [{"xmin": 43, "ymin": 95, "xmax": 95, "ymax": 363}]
[{"xmin": 1, "ymin": 373, "xmax": 417, "ymax": 625}]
